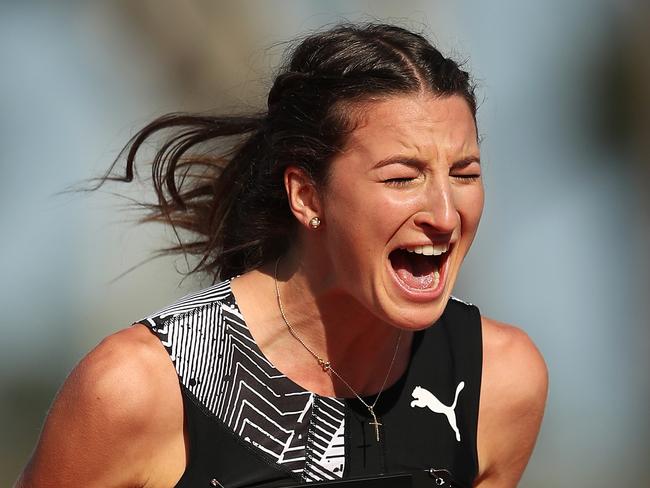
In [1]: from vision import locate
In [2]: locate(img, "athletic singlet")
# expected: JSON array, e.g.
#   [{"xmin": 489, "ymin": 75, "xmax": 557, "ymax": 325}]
[{"xmin": 141, "ymin": 280, "xmax": 482, "ymax": 488}]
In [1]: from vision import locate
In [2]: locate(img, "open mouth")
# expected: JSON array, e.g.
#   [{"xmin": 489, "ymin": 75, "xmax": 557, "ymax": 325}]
[{"xmin": 388, "ymin": 243, "xmax": 450, "ymax": 291}]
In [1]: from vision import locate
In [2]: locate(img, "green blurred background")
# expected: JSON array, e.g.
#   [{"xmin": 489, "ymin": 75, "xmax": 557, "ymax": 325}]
[{"xmin": 1, "ymin": 1, "xmax": 649, "ymax": 486}]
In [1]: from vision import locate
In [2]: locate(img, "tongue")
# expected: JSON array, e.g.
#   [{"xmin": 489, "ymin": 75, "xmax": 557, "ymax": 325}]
[{"xmin": 390, "ymin": 251, "xmax": 438, "ymax": 289}]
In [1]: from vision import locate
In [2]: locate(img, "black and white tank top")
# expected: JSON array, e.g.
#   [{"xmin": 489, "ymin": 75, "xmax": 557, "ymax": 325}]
[{"xmin": 142, "ymin": 280, "xmax": 482, "ymax": 488}]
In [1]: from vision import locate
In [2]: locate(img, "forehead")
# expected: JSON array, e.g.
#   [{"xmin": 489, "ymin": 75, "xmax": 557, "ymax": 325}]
[{"xmin": 340, "ymin": 93, "xmax": 479, "ymax": 162}]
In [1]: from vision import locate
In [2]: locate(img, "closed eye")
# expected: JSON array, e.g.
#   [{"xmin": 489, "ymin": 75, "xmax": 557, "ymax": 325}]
[
  {"xmin": 450, "ymin": 157, "xmax": 481, "ymax": 183},
  {"xmin": 451, "ymin": 174, "xmax": 481, "ymax": 183},
  {"xmin": 384, "ymin": 177, "xmax": 416, "ymax": 187}
]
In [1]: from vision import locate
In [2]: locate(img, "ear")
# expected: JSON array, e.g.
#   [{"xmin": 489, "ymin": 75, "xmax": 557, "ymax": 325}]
[{"xmin": 284, "ymin": 166, "xmax": 322, "ymax": 228}]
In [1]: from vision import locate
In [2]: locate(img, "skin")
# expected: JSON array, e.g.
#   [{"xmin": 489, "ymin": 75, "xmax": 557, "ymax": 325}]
[{"xmin": 15, "ymin": 93, "xmax": 547, "ymax": 488}]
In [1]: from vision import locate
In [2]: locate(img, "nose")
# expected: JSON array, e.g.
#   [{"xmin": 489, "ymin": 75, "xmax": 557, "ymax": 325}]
[{"xmin": 413, "ymin": 177, "xmax": 458, "ymax": 234}]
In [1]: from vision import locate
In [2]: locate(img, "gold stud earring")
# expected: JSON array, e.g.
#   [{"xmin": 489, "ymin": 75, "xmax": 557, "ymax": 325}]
[{"xmin": 309, "ymin": 217, "xmax": 321, "ymax": 229}]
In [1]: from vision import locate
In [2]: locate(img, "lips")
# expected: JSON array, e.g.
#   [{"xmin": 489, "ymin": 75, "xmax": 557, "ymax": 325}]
[{"xmin": 388, "ymin": 242, "xmax": 451, "ymax": 296}]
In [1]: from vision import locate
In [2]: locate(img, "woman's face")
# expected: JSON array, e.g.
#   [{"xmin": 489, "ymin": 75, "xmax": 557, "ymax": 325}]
[{"xmin": 318, "ymin": 93, "xmax": 484, "ymax": 330}]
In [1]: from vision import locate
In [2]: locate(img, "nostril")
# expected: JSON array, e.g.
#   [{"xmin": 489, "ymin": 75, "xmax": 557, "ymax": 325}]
[{"xmin": 413, "ymin": 209, "xmax": 459, "ymax": 234}]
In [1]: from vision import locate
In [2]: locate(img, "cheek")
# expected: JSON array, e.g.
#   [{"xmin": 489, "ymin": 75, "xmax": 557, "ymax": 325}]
[
  {"xmin": 327, "ymin": 183, "xmax": 409, "ymax": 231},
  {"xmin": 456, "ymin": 185, "xmax": 484, "ymax": 234},
  {"xmin": 323, "ymin": 188, "xmax": 406, "ymax": 270}
]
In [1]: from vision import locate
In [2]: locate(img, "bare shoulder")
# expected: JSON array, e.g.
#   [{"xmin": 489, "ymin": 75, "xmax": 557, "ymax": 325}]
[
  {"xmin": 481, "ymin": 317, "xmax": 548, "ymax": 394},
  {"xmin": 475, "ymin": 317, "xmax": 548, "ymax": 488},
  {"xmin": 15, "ymin": 324, "xmax": 186, "ymax": 488}
]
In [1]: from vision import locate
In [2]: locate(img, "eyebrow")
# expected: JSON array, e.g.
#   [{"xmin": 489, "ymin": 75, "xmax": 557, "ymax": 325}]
[
  {"xmin": 450, "ymin": 156, "xmax": 481, "ymax": 170},
  {"xmin": 373, "ymin": 155, "xmax": 481, "ymax": 170}
]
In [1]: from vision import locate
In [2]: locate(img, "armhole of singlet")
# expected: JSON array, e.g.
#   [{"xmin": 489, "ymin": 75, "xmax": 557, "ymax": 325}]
[
  {"xmin": 130, "ymin": 319, "xmax": 194, "ymax": 488},
  {"xmin": 470, "ymin": 303, "xmax": 483, "ymax": 482},
  {"xmin": 442, "ymin": 297, "xmax": 483, "ymax": 483},
  {"xmin": 173, "ymin": 386, "xmax": 198, "ymax": 488}
]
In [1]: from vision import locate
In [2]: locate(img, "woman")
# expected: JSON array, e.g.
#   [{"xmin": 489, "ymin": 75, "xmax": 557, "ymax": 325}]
[{"xmin": 16, "ymin": 23, "xmax": 547, "ymax": 488}]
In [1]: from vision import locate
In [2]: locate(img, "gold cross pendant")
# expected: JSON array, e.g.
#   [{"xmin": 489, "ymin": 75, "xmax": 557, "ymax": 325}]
[{"xmin": 368, "ymin": 406, "xmax": 382, "ymax": 442}]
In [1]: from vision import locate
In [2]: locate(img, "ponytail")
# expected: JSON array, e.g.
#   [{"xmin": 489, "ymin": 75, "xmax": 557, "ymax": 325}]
[{"xmin": 108, "ymin": 112, "xmax": 292, "ymax": 281}]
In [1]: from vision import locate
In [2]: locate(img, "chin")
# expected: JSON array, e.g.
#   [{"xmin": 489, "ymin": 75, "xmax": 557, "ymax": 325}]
[
  {"xmin": 387, "ymin": 295, "xmax": 451, "ymax": 331},
  {"xmin": 370, "ymin": 281, "xmax": 452, "ymax": 331}
]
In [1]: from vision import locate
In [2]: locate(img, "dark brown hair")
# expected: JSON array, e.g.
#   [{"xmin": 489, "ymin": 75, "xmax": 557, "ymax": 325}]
[{"xmin": 105, "ymin": 23, "xmax": 477, "ymax": 281}]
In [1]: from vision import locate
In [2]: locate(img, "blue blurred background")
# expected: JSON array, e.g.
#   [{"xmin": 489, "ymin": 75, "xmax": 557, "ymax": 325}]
[{"xmin": 1, "ymin": 1, "xmax": 648, "ymax": 486}]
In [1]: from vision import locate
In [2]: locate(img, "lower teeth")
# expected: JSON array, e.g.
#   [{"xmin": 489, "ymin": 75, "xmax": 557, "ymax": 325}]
[{"xmin": 389, "ymin": 250, "xmax": 442, "ymax": 290}]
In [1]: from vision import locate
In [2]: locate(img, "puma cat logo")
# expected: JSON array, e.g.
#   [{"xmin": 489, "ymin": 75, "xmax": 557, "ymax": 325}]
[{"xmin": 410, "ymin": 382, "xmax": 465, "ymax": 442}]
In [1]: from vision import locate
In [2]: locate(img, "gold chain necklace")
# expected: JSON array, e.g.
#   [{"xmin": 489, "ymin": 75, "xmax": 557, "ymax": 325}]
[{"xmin": 273, "ymin": 258, "xmax": 402, "ymax": 442}]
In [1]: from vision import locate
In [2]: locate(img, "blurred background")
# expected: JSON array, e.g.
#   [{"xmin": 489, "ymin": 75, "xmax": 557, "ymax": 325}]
[{"xmin": 1, "ymin": 0, "xmax": 648, "ymax": 486}]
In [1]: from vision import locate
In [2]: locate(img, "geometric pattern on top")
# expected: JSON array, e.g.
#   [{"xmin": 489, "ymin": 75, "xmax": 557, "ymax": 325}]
[{"xmin": 143, "ymin": 280, "xmax": 345, "ymax": 481}]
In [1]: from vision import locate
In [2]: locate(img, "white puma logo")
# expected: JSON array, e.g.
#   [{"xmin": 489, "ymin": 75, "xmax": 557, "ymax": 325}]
[{"xmin": 410, "ymin": 382, "xmax": 465, "ymax": 442}]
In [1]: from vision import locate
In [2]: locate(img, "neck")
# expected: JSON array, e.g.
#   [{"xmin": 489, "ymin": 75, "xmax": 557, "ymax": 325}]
[{"xmin": 232, "ymin": 253, "xmax": 412, "ymax": 397}]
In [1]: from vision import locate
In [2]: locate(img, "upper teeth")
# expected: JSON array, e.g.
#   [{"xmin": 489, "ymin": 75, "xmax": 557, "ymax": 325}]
[{"xmin": 404, "ymin": 244, "xmax": 448, "ymax": 256}]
